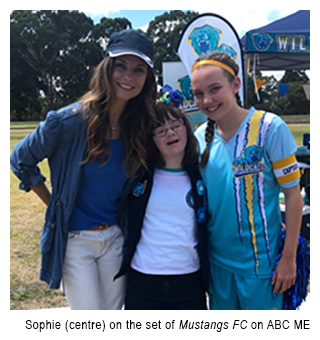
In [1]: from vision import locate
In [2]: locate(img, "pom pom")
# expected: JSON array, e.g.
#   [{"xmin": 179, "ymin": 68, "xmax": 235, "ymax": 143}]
[
  {"xmin": 273, "ymin": 229, "xmax": 310, "ymax": 310},
  {"xmin": 159, "ymin": 85, "xmax": 184, "ymax": 107}
]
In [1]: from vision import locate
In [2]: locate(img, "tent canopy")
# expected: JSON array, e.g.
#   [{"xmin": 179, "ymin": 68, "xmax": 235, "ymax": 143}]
[{"xmin": 242, "ymin": 10, "xmax": 310, "ymax": 71}]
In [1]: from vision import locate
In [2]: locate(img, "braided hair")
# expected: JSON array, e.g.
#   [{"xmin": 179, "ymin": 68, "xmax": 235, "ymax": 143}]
[
  {"xmin": 200, "ymin": 119, "xmax": 215, "ymax": 168},
  {"xmin": 192, "ymin": 52, "xmax": 241, "ymax": 167}
]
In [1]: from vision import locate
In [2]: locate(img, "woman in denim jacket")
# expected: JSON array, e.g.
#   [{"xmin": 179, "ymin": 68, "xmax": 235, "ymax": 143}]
[{"xmin": 10, "ymin": 30, "xmax": 156, "ymax": 310}]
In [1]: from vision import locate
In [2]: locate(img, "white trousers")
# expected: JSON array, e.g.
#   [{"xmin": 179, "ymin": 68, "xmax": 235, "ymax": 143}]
[{"xmin": 62, "ymin": 225, "xmax": 126, "ymax": 310}]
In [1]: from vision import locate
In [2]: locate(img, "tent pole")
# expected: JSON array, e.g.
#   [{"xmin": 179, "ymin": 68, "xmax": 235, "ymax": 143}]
[{"xmin": 243, "ymin": 54, "xmax": 249, "ymax": 108}]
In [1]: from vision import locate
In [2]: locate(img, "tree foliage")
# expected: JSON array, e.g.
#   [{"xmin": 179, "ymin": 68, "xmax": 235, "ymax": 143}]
[
  {"xmin": 11, "ymin": 10, "xmax": 116, "ymax": 120},
  {"xmin": 277, "ymin": 70, "xmax": 310, "ymax": 114},
  {"xmin": 10, "ymin": 10, "xmax": 310, "ymax": 121},
  {"xmin": 146, "ymin": 10, "xmax": 199, "ymax": 85},
  {"xmin": 246, "ymin": 70, "xmax": 310, "ymax": 115}
]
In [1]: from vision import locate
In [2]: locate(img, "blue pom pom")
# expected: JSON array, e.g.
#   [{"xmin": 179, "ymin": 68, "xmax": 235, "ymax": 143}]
[
  {"xmin": 160, "ymin": 85, "xmax": 184, "ymax": 107},
  {"xmin": 273, "ymin": 229, "xmax": 310, "ymax": 310},
  {"xmin": 169, "ymin": 91, "xmax": 183, "ymax": 107}
]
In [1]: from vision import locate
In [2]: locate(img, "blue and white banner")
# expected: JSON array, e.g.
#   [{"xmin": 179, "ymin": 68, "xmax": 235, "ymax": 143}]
[
  {"xmin": 177, "ymin": 13, "xmax": 245, "ymax": 105},
  {"xmin": 162, "ymin": 61, "xmax": 207, "ymax": 130},
  {"xmin": 246, "ymin": 32, "xmax": 310, "ymax": 54}
]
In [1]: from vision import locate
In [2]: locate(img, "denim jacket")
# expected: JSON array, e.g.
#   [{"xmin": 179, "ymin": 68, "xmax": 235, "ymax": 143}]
[{"xmin": 10, "ymin": 102, "xmax": 87, "ymax": 289}]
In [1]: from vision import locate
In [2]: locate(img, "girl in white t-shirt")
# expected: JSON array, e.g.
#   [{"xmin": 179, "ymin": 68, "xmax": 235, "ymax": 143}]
[{"xmin": 116, "ymin": 102, "xmax": 209, "ymax": 309}]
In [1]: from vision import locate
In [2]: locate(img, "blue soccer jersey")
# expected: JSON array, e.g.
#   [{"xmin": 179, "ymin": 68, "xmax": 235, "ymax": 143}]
[{"xmin": 195, "ymin": 107, "xmax": 300, "ymax": 278}]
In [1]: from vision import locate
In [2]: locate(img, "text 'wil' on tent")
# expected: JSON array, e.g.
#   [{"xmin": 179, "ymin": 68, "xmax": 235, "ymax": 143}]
[{"xmin": 242, "ymin": 10, "xmax": 310, "ymax": 71}]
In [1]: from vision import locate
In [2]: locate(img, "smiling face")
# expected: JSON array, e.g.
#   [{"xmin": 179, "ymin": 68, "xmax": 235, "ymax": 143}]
[
  {"xmin": 112, "ymin": 55, "xmax": 148, "ymax": 104},
  {"xmin": 191, "ymin": 65, "xmax": 240, "ymax": 122},
  {"xmin": 152, "ymin": 115, "xmax": 187, "ymax": 168}
]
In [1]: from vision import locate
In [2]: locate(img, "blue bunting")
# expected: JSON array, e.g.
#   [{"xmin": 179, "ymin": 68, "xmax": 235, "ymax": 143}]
[
  {"xmin": 273, "ymin": 229, "xmax": 310, "ymax": 310},
  {"xmin": 278, "ymin": 83, "xmax": 290, "ymax": 97}
]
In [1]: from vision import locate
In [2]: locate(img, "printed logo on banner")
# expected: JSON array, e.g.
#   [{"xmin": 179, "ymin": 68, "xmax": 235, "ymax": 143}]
[
  {"xmin": 188, "ymin": 24, "xmax": 237, "ymax": 58},
  {"xmin": 177, "ymin": 75, "xmax": 194, "ymax": 101},
  {"xmin": 251, "ymin": 33, "xmax": 273, "ymax": 52},
  {"xmin": 175, "ymin": 13, "xmax": 245, "ymax": 120}
]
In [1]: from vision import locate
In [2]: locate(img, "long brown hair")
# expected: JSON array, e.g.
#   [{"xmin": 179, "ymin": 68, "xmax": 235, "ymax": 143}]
[
  {"xmin": 192, "ymin": 52, "xmax": 241, "ymax": 167},
  {"xmin": 148, "ymin": 102, "xmax": 199, "ymax": 168},
  {"xmin": 79, "ymin": 56, "xmax": 157, "ymax": 177}
]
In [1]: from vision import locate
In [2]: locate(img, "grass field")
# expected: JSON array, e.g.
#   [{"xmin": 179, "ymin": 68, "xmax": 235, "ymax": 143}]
[
  {"xmin": 10, "ymin": 124, "xmax": 68, "ymax": 310},
  {"xmin": 9, "ymin": 117, "xmax": 310, "ymax": 310}
]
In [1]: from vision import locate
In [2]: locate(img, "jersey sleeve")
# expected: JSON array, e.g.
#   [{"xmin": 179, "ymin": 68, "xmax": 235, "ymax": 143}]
[{"xmin": 266, "ymin": 115, "xmax": 300, "ymax": 188}]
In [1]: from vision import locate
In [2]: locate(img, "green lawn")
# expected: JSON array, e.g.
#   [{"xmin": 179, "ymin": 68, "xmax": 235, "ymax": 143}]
[{"xmin": 9, "ymin": 118, "xmax": 310, "ymax": 309}]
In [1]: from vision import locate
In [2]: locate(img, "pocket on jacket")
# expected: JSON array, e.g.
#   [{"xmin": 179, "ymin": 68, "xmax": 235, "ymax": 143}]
[{"xmin": 40, "ymin": 221, "xmax": 56, "ymax": 254}]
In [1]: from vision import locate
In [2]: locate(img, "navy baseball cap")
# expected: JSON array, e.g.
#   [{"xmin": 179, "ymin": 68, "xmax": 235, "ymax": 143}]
[{"xmin": 105, "ymin": 30, "xmax": 154, "ymax": 68}]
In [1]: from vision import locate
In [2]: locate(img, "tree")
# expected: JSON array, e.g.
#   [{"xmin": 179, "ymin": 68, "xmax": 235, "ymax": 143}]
[
  {"xmin": 10, "ymin": 11, "xmax": 136, "ymax": 121},
  {"xmin": 10, "ymin": 10, "xmax": 102, "ymax": 120},
  {"xmin": 91, "ymin": 17, "xmax": 132, "ymax": 50},
  {"xmin": 147, "ymin": 10, "xmax": 199, "ymax": 86},
  {"xmin": 277, "ymin": 70, "xmax": 310, "ymax": 114},
  {"xmin": 246, "ymin": 72, "xmax": 280, "ymax": 113},
  {"xmin": 245, "ymin": 70, "xmax": 310, "ymax": 115}
]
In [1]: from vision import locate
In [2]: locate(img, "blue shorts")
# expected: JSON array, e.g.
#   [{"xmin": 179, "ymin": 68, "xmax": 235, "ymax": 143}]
[{"xmin": 208, "ymin": 263, "xmax": 283, "ymax": 310}]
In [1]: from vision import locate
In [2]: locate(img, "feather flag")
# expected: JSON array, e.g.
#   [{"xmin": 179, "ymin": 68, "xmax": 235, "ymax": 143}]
[{"xmin": 177, "ymin": 13, "xmax": 245, "ymax": 105}]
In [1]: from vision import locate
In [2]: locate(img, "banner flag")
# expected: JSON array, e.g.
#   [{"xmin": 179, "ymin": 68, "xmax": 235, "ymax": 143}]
[
  {"xmin": 302, "ymin": 84, "xmax": 310, "ymax": 100},
  {"xmin": 254, "ymin": 79, "xmax": 266, "ymax": 93},
  {"xmin": 278, "ymin": 83, "xmax": 290, "ymax": 97},
  {"xmin": 177, "ymin": 13, "xmax": 245, "ymax": 105}
]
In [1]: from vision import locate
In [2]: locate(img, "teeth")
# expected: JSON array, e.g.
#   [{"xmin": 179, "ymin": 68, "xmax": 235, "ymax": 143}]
[
  {"xmin": 119, "ymin": 83, "xmax": 133, "ymax": 90},
  {"xmin": 207, "ymin": 105, "xmax": 219, "ymax": 112}
]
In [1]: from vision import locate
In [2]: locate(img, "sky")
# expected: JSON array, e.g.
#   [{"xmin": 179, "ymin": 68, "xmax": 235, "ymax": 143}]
[
  {"xmin": 84, "ymin": 9, "xmax": 307, "ymax": 79},
  {"xmin": 84, "ymin": 9, "xmax": 299, "ymax": 38}
]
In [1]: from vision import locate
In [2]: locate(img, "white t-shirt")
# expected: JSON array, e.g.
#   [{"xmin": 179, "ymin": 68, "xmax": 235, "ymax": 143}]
[{"xmin": 131, "ymin": 169, "xmax": 200, "ymax": 275}]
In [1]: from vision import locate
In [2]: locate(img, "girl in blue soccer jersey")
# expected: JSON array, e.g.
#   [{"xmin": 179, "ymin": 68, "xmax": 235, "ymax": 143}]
[{"xmin": 191, "ymin": 52, "xmax": 303, "ymax": 310}]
